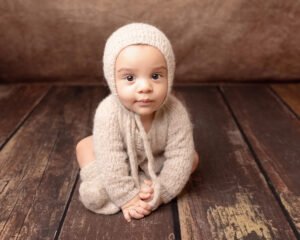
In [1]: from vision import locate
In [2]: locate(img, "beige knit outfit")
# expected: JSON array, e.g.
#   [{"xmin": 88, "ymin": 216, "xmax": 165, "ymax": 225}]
[{"xmin": 79, "ymin": 23, "xmax": 195, "ymax": 214}]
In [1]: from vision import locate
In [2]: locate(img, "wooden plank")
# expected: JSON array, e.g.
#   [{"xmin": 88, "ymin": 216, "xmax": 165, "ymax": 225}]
[
  {"xmin": 271, "ymin": 84, "xmax": 300, "ymax": 118},
  {"xmin": 59, "ymin": 184, "xmax": 177, "ymax": 240},
  {"xmin": 0, "ymin": 86, "xmax": 107, "ymax": 239},
  {"xmin": 0, "ymin": 85, "xmax": 50, "ymax": 149},
  {"xmin": 59, "ymin": 95, "xmax": 178, "ymax": 240},
  {"xmin": 221, "ymin": 85, "xmax": 300, "ymax": 236},
  {"xmin": 176, "ymin": 86, "xmax": 296, "ymax": 239}
]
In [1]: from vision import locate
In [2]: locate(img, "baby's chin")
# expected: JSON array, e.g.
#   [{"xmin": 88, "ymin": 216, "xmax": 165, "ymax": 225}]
[
  {"xmin": 121, "ymin": 101, "xmax": 164, "ymax": 116},
  {"xmin": 134, "ymin": 109, "xmax": 156, "ymax": 117}
]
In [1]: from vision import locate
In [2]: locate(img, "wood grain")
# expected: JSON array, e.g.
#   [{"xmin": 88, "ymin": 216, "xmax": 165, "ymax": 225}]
[
  {"xmin": 59, "ymin": 183, "xmax": 177, "ymax": 240},
  {"xmin": 221, "ymin": 85, "xmax": 300, "ymax": 235},
  {"xmin": 0, "ymin": 85, "xmax": 50, "ymax": 149},
  {"xmin": 175, "ymin": 86, "xmax": 296, "ymax": 239},
  {"xmin": 0, "ymin": 86, "xmax": 107, "ymax": 239},
  {"xmin": 271, "ymin": 84, "xmax": 300, "ymax": 118},
  {"xmin": 1, "ymin": 84, "xmax": 298, "ymax": 239}
]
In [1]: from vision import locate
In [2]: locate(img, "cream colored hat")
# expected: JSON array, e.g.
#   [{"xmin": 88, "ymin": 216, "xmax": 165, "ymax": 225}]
[{"xmin": 103, "ymin": 22, "xmax": 175, "ymax": 99}]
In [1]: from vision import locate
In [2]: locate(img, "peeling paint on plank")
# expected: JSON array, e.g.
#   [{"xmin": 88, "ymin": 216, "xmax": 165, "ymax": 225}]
[
  {"xmin": 207, "ymin": 188, "xmax": 278, "ymax": 239},
  {"xmin": 280, "ymin": 191, "xmax": 300, "ymax": 230},
  {"xmin": 178, "ymin": 192, "xmax": 196, "ymax": 240},
  {"xmin": 227, "ymin": 130, "xmax": 245, "ymax": 147}
]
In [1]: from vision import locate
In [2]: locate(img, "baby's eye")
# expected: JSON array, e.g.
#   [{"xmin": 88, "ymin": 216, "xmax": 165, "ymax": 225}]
[
  {"xmin": 124, "ymin": 75, "xmax": 134, "ymax": 81},
  {"xmin": 152, "ymin": 73, "xmax": 161, "ymax": 80}
]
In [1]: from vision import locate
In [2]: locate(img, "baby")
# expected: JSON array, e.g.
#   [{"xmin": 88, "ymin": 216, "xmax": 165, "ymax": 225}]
[{"xmin": 76, "ymin": 23, "xmax": 199, "ymax": 222}]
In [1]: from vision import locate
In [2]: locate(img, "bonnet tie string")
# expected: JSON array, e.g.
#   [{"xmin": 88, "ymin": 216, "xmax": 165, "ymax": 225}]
[
  {"xmin": 134, "ymin": 114, "xmax": 157, "ymax": 181},
  {"xmin": 134, "ymin": 113, "xmax": 161, "ymax": 209},
  {"xmin": 126, "ymin": 112, "xmax": 140, "ymax": 188}
]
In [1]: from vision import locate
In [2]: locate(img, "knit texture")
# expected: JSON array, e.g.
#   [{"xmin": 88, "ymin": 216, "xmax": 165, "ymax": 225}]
[{"xmin": 79, "ymin": 94, "xmax": 195, "ymax": 213}]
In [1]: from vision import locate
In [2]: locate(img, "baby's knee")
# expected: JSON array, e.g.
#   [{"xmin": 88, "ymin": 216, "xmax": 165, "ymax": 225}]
[
  {"xmin": 76, "ymin": 136, "xmax": 94, "ymax": 168},
  {"xmin": 76, "ymin": 136, "xmax": 93, "ymax": 155},
  {"xmin": 192, "ymin": 151, "xmax": 200, "ymax": 173},
  {"xmin": 194, "ymin": 151, "xmax": 200, "ymax": 165}
]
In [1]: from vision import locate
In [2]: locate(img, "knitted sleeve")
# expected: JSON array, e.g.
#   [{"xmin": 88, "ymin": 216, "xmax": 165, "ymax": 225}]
[
  {"xmin": 157, "ymin": 96, "xmax": 195, "ymax": 204},
  {"xmin": 93, "ymin": 96, "xmax": 139, "ymax": 207}
]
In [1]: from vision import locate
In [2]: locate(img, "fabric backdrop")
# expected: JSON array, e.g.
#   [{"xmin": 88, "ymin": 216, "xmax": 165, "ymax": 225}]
[{"xmin": 0, "ymin": 0, "xmax": 299, "ymax": 83}]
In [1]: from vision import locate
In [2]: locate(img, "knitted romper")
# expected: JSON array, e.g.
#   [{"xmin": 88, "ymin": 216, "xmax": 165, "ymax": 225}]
[{"xmin": 78, "ymin": 23, "xmax": 195, "ymax": 214}]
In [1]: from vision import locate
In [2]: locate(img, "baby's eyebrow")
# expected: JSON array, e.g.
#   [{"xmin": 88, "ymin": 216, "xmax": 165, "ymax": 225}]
[
  {"xmin": 117, "ymin": 66, "xmax": 167, "ymax": 73},
  {"xmin": 152, "ymin": 66, "xmax": 167, "ymax": 71},
  {"xmin": 117, "ymin": 68, "xmax": 136, "ymax": 73}
]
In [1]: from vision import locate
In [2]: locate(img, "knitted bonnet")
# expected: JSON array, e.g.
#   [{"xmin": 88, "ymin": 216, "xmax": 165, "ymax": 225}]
[
  {"xmin": 103, "ymin": 22, "xmax": 175, "ymax": 100},
  {"xmin": 102, "ymin": 23, "xmax": 175, "ymax": 207}
]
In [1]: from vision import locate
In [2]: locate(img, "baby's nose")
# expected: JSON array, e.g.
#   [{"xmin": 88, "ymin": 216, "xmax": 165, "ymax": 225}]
[{"xmin": 137, "ymin": 78, "xmax": 153, "ymax": 93}]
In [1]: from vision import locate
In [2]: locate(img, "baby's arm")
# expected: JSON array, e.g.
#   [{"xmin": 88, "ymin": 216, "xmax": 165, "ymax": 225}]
[
  {"xmin": 154, "ymin": 97, "xmax": 195, "ymax": 207},
  {"xmin": 92, "ymin": 97, "xmax": 140, "ymax": 207}
]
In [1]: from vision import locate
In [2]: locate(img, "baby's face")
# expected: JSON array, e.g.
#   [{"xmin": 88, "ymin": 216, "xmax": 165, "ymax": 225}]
[{"xmin": 115, "ymin": 45, "xmax": 168, "ymax": 120}]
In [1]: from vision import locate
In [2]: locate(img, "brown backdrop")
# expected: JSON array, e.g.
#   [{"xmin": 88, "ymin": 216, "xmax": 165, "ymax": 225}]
[{"xmin": 1, "ymin": 0, "xmax": 300, "ymax": 84}]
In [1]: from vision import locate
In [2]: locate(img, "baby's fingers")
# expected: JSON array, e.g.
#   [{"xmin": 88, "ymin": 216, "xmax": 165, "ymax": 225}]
[
  {"xmin": 144, "ymin": 179, "xmax": 153, "ymax": 186},
  {"xmin": 139, "ymin": 200, "xmax": 152, "ymax": 211},
  {"xmin": 135, "ymin": 206, "xmax": 151, "ymax": 216},
  {"xmin": 123, "ymin": 209, "xmax": 131, "ymax": 222},
  {"xmin": 129, "ymin": 208, "xmax": 144, "ymax": 219},
  {"xmin": 140, "ymin": 185, "xmax": 154, "ymax": 194},
  {"xmin": 139, "ymin": 192, "xmax": 152, "ymax": 200}
]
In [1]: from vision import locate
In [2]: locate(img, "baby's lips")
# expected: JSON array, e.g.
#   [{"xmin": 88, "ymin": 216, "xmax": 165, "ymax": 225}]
[{"xmin": 137, "ymin": 99, "xmax": 153, "ymax": 103}]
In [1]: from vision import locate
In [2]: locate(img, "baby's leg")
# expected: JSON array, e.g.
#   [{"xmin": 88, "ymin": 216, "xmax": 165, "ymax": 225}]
[
  {"xmin": 76, "ymin": 135, "xmax": 119, "ymax": 214},
  {"xmin": 192, "ymin": 151, "xmax": 200, "ymax": 173},
  {"xmin": 76, "ymin": 135, "xmax": 95, "ymax": 169}
]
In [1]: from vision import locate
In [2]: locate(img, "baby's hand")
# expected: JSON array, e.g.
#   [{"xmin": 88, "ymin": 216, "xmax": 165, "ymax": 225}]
[
  {"xmin": 141, "ymin": 180, "xmax": 164, "ymax": 211},
  {"xmin": 121, "ymin": 194, "xmax": 152, "ymax": 222},
  {"xmin": 139, "ymin": 179, "xmax": 154, "ymax": 201}
]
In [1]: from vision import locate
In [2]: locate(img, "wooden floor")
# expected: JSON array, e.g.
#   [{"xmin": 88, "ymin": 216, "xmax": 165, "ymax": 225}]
[{"xmin": 0, "ymin": 84, "xmax": 299, "ymax": 240}]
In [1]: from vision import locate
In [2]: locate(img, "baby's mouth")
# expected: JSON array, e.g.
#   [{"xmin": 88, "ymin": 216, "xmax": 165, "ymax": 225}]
[
  {"xmin": 137, "ymin": 99, "xmax": 153, "ymax": 103},
  {"xmin": 136, "ymin": 99, "xmax": 154, "ymax": 106}
]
